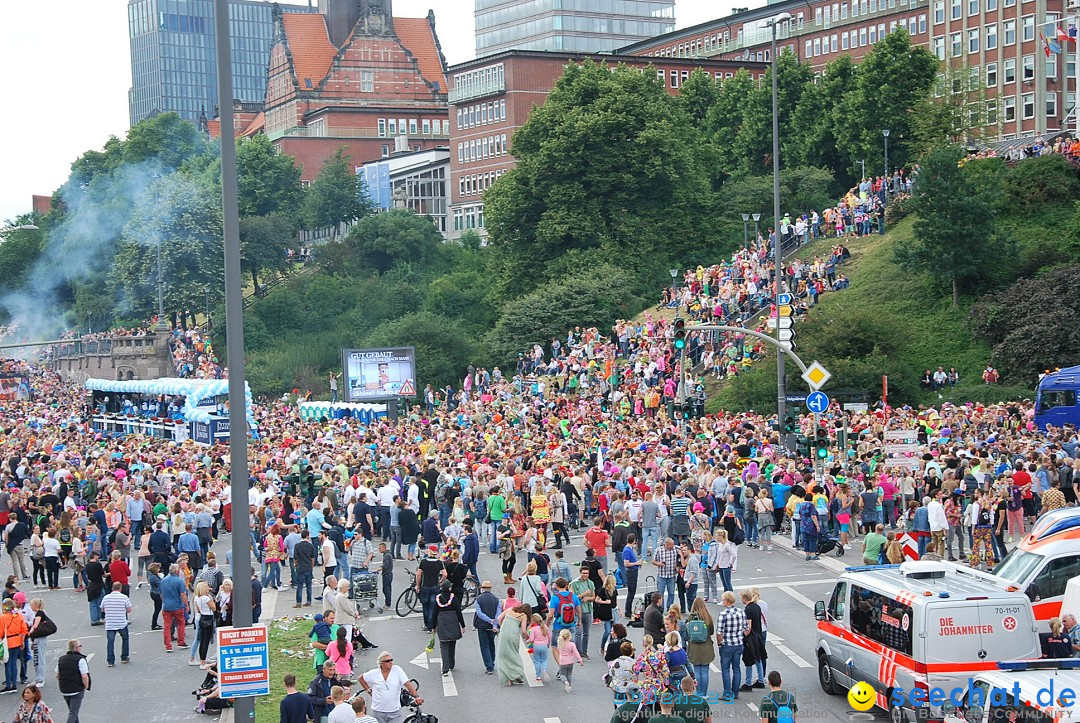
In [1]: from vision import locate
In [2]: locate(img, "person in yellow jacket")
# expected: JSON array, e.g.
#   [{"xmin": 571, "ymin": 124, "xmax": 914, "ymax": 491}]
[{"xmin": 0, "ymin": 598, "xmax": 29, "ymax": 693}]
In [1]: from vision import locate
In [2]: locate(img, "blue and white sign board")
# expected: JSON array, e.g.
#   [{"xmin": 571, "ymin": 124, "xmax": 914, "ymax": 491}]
[
  {"xmin": 777, "ymin": 293, "xmax": 792, "ymax": 306},
  {"xmin": 806, "ymin": 390, "xmax": 830, "ymax": 414},
  {"xmin": 360, "ymin": 161, "xmax": 393, "ymax": 210},
  {"xmin": 217, "ymin": 625, "xmax": 270, "ymax": 698}
]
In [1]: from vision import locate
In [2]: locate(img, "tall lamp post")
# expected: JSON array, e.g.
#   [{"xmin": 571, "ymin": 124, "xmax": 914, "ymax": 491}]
[
  {"xmin": 752, "ymin": 213, "xmax": 761, "ymax": 246},
  {"xmin": 669, "ymin": 268, "xmax": 679, "ymax": 312},
  {"xmin": 741, "ymin": 213, "xmax": 751, "ymax": 250},
  {"xmin": 765, "ymin": 11, "xmax": 791, "ymax": 450},
  {"xmin": 882, "ymin": 129, "xmax": 891, "ymax": 202}
]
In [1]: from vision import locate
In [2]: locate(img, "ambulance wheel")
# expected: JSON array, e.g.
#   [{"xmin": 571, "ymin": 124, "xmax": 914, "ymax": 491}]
[{"xmin": 817, "ymin": 654, "xmax": 839, "ymax": 695}]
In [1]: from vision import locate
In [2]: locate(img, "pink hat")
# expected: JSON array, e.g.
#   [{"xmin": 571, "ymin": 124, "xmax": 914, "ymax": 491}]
[
  {"xmin": 692, "ymin": 502, "xmax": 704, "ymax": 513},
  {"xmin": 12, "ymin": 592, "xmax": 25, "ymax": 604}
]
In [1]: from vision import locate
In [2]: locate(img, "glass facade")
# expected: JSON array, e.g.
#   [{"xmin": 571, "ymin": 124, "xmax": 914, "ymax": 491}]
[
  {"xmin": 475, "ymin": 0, "xmax": 675, "ymax": 56},
  {"xmin": 128, "ymin": 0, "xmax": 313, "ymax": 127}
]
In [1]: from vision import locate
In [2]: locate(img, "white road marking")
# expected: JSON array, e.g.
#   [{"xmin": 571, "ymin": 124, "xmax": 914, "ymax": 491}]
[
  {"xmin": 769, "ymin": 639, "xmax": 812, "ymax": 669},
  {"xmin": 778, "ymin": 585, "xmax": 817, "ymax": 609},
  {"xmin": 710, "ymin": 662, "xmax": 721, "ymax": 673},
  {"xmin": 544, "ymin": 718, "xmax": 562, "ymax": 723},
  {"xmin": 409, "ymin": 652, "xmax": 429, "ymax": 670},
  {"xmin": 519, "ymin": 645, "xmax": 543, "ymax": 687},
  {"xmin": 747, "ymin": 702, "xmax": 759, "ymax": 712},
  {"xmin": 442, "ymin": 670, "xmax": 458, "ymax": 697}
]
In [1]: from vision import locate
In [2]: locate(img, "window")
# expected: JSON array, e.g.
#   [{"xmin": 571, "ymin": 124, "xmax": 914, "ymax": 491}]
[
  {"xmin": 831, "ymin": 34, "xmax": 838, "ymax": 52},
  {"xmin": 657, "ymin": 68, "xmax": 666, "ymax": 84},
  {"xmin": 1004, "ymin": 19, "xmax": 1016, "ymax": 45},
  {"xmin": 968, "ymin": 28, "xmax": 979, "ymax": 52},
  {"xmin": 378, "ymin": 118, "xmax": 387, "ymax": 137},
  {"xmin": 1004, "ymin": 57, "xmax": 1016, "ymax": 83},
  {"xmin": 408, "ymin": 119, "xmax": 417, "ymax": 135},
  {"xmin": 951, "ymin": 0, "xmax": 962, "ymax": 20},
  {"xmin": 681, "ymin": 70, "xmax": 689, "ymax": 84},
  {"xmin": 848, "ymin": 585, "xmax": 914, "ymax": 656},
  {"xmin": 457, "ymin": 143, "xmax": 463, "ymax": 163},
  {"xmin": 481, "ymin": 104, "xmax": 488, "ymax": 124},
  {"xmin": 1041, "ymin": 389, "xmax": 1077, "ymax": 410},
  {"xmin": 951, "ymin": 31, "xmax": 962, "ymax": 56},
  {"xmin": 455, "ymin": 109, "xmax": 462, "ymax": 129},
  {"xmin": 986, "ymin": 24, "xmax": 997, "ymax": 49},
  {"xmin": 670, "ymin": 70, "xmax": 679, "ymax": 88},
  {"xmin": 827, "ymin": 582, "xmax": 848, "ymax": 621},
  {"xmin": 388, "ymin": 119, "xmax": 397, "ymax": 135},
  {"xmin": 1004, "ymin": 95, "xmax": 1016, "ymax": 120},
  {"xmin": 860, "ymin": 27, "xmax": 868, "ymax": 46},
  {"xmin": 986, "ymin": 61, "xmax": 998, "ymax": 85},
  {"xmin": 968, "ymin": 0, "xmax": 978, "ymax": 14},
  {"xmin": 443, "ymin": 120, "xmax": 450, "ymax": 136},
  {"xmin": 842, "ymin": 32, "xmax": 850, "ymax": 50},
  {"xmin": 816, "ymin": 7, "xmax": 823, "ymax": 25},
  {"xmin": 1030, "ymin": 556, "xmax": 1080, "ymax": 599},
  {"xmin": 381, "ymin": 144, "xmax": 390, "ymax": 158},
  {"xmin": 933, "ymin": 36, "xmax": 945, "ymax": 58},
  {"xmin": 814, "ymin": 37, "xmax": 822, "ymax": 55},
  {"xmin": 841, "ymin": 2, "xmax": 848, "ymax": 18},
  {"xmin": 805, "ymin": 39, "xmax": 813, "ymax": 56},
  {"xmin": 1022, "ymin": 15, "xmax": 1035, "ymax": 42},
  {"xmin": 797, "ymin": 11, "xmax": 805, "ymax": 28},
  {"xmin": 1069, "ymin": 52, "xmax": 1077, "ymax": 80},
  {"xmin": 1047, "ymin": 92, "xmax": 1058, "ymax": 118},
  {"xmin": 870, "ymin": 26, "xmax": 877, "ymax": 43},
  {"xmin": 1022, "ymin": 92, "xmax": 1035, "ymax": 119},
  {"xmin": 987, "ymin": 99, "xmax": 998, "ymax": 124},
  {"xmin": 500, "ymin": 100, "xmax": 506, "ymax": 120},
  {"xmin": 1047, "ymin": 56, "xmax": 1058, "ymax": 79},
  {"xmin": 1022, "ymin": 54, "xmax": 1035, "ymax": 80},
  {"xmin": 934, "ymin": 0, "xmax": 944, "ymax": 23},
  {"xmin": 422, "ymin": 119, "xmax": 430, "ymax": 134},
  {"xmin": 986, "ymin": 0, "xmax": 997, "ymax": 10},
  {"xmin": 360, "ymin": 69, "xmax": 374, "ymax": 93}
]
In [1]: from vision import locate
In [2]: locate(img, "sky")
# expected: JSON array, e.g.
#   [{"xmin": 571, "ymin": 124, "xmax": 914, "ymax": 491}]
[{"xmin": 0, "ymin": 0, "xmax": 747, "ymax": 225}]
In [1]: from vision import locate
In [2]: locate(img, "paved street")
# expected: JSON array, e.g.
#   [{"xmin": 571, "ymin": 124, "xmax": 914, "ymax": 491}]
[{"xmin": 0, "ymin": 528, "xmax": 876, "ymax": 722}]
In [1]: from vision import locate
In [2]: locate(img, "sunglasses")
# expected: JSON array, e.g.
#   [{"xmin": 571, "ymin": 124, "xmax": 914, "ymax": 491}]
[{"xmin": 380, "ymin": 658, "xmax": 393, "ymax": 663}]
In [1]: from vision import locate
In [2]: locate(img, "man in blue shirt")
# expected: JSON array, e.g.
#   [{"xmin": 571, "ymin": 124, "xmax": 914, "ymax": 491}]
[
  {"xmin": 176, "ymin": 524, "xmax": 203, "ymax": 573},
  {"xmin": 622, "ymin": 534, "xmax": 642, "ymax": 618},
  {"xmin": 159, "ymin": 564, "xmax": 189, "ymax": 652},
  {"xmin": 546, "ymin": 576, "xmax": 581, "ymax": 639},
  {"xmin": 90, "ymin": 504, "xmax": 108, "ymax": 557}
]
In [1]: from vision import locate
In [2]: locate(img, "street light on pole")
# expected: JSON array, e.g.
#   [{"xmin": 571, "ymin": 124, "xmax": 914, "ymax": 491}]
[
  {"xmin": 669, "ymin": 268, "xmax": 679, "ymax": 312},
  {"xmin": 741, "ymin": 213, "xmax": 750, "ymax": 251},
  {"xmin": 765, "ymin": 11, "xmax": 791, "ymax": 450},
  {"xmin": 752, "ymin": 213, "xmax": 761, "ymax": 246},
  {"xmin": 882, "ymin": 129, "xmax": 891, "ymax": 201}
]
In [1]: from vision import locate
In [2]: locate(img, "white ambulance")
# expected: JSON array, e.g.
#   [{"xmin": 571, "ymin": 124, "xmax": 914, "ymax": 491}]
[
  {"xmin": 994, "ymin": 507, "xmax": 1080, "ymax": 624},
  {"xmin": 815, "ymin": 560, "xmax": 1043, "ymax": 723},
  {"xmin": 942, "ymin": 662, "xmax": 1080, "ymax": 723}
]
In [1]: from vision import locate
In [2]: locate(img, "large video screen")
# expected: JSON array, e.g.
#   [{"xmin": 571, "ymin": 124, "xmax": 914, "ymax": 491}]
[{"xmin": 342, "ymin": 347, "xmax": 417, "ymax": 401}]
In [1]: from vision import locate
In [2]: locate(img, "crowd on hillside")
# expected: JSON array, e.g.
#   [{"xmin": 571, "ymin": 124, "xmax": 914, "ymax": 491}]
[{"xmin": 170, "ymin": 329, "xmax": 222, "ymax": 380}]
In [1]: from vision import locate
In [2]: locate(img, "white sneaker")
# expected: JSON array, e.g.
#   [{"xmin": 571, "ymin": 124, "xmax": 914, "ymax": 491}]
[
  {"xmin": 564, "ymin": 680, "xmax": 571, "ymax": 693},
  {"xmin": 188, "ymin": 659, "xmax": 200, "ymax": 666}
]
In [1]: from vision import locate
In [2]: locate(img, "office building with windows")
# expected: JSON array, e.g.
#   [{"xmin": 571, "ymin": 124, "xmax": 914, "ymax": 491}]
[
  {"xmin": 446, "ymin": 51, "xmax": 766, "ymax": 238},
  {"xmin": 618, "ymin": 0, "xmax": 1077, "ymax": 141},
  {"xmin": 475, "ymin": 0, "xmax": 676, "ymax": 56},
  {"xmin": 127, "ymin": 0, "xmax": 314, "ymax": 127}
]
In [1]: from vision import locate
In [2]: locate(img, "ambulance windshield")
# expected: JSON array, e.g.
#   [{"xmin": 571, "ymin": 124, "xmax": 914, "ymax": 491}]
[{"xmin": 994, "ymin": 549, "xmax": 1045, "ymax": 585}]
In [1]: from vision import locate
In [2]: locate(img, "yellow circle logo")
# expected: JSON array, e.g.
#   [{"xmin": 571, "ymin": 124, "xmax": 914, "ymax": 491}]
[{"xmin": 848, "ymin": 681, "xmax": 877, "ymax": 712}]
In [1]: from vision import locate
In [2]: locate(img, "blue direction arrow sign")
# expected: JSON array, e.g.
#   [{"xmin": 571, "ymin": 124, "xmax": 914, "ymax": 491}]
[
  {"xmin": 806, "ymin": 390, "xmax": 830, "ymax": 414},
  {"xmin": 777, "ymin": 293, "xmax": 792, "ymax": 306}
]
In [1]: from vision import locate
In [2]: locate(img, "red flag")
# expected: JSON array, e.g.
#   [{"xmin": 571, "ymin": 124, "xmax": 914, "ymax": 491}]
[
  {"xmin": 1041, "ymin": 31, "xmax": 1051, "ymax": 58},
  {"xmin": 1059, "ymin": 24, "xmax": 1077, "ymax": 44}
]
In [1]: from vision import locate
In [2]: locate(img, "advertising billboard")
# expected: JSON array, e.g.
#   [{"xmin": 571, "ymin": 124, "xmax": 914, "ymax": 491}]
[{"xmin": 342, "ymin": 347, "xmax": 416, "ymax": 401}]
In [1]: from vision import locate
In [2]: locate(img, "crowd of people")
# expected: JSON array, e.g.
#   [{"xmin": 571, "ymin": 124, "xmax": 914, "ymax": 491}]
[{"xmin": 170, "ymin": 329, "xmax": 222, "ymax": 380}]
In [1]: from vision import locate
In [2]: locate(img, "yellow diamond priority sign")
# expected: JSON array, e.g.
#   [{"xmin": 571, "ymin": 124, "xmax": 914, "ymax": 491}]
[{"xmin": 802, "ymin": 360, "xmax": 831, "ymax": 391}]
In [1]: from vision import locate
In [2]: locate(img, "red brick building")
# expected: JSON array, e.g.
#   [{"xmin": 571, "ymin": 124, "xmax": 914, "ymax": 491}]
[
  {"xmin": 618, "ymin": 0, "xmax": 1077, "ymax": 142},
  {"xmin": 447, "ymin": 51, "xmax": 768, "ymax": 238},
  {"xmin": 218, "ymin": 0, "xmax": 451, "ymax": 183}
]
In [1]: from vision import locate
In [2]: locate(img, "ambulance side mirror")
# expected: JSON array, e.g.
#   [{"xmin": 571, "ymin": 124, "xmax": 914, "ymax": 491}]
[{"xmin": 814, "ymin": 600, "xmax": 827, "ymax": 620}]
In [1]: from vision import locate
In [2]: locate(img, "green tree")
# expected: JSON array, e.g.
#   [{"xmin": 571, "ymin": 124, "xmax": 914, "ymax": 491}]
[
  {"xmin": 235, "ymin": 134, "xmax": 304, "ymax": 220},
  {"xmin": 718, "ymin": 167, "xmax": 836, "ymax": 223},
  {"xmin": 122, "ymin": 112, "xmax": 207, "ymax": 169},
  {"xmin": 837, "ymin": 30, "xmax": 938, "ymax": 174},
  {"xmin": 239, "ymin": 213, "xmax": 293, "ymax": 296},
  {"xmin": 895, "ymin": 144, "xmax": 996, "ymax": 308},
  {"xmin": 328, "ymin": 209, "xmax": 442, "ymax": 275},
  {"xmin": 732, "ymin": 50, "xmax": 814, "ymax": 176},
  {"xmin": 676, "ymin": 69, "xmax": 719, "ymax": 130},
  {"xmin": 302, "ymin": 147, "xmax": 374, "ymax": 238},
  {"xmin": 0, "ymin": 222, "xmax": 44, "ymax": 297},
  {"xmin": 786, "ymin": 55, "xmax": 856, "ymax": 178},
  {"xmin": 485, "ymin": 61, "xmax": 714, "ymax": 295},
  {"xmin": 421, "ymin": 270, "xmax": 499, "ymax": 330},
  {"xmin": 364, "ymin": 311, "xmax": 480, "ymax": 390},
  {"xmin": 910, "ymin": 62, "xmax": 992, "ymax": 154},
  {"xmin": 705, "ymin": 69, "xmax": 756, "ymax": 180}
]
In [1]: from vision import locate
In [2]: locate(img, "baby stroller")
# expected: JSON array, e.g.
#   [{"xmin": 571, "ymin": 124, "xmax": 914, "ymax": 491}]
[
  {"xmin": 817, "ymin": 535, "xmax": 845, "ymax": 557},
  {"xmin": 351, "ymin": 571, "xmax": 383, "ymax": 613}
]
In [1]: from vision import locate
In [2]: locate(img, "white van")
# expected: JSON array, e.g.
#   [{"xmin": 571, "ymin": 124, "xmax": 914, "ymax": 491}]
[
  {"xmin": 942, "ymin": 663, "xmax": 1080, "ymax": 723},
  {"xmin": 815, "ymin": 560, "xmax": 1042, "ymax": 723},
  {"xmin": 994, "ymin": 507, "xmax": 1080, "ymax": 624}
]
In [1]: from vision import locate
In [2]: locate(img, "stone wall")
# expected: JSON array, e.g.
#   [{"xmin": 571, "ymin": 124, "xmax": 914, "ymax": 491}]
[{"xmin": 49, "ymin": 330, "xmax": 175, "ymax": 384}]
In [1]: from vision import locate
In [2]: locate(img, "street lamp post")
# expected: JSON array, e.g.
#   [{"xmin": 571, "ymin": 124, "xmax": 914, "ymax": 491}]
[
  {"xmin": 858, "ymin": 159, "xmax": 866, "ymax": 181},
  {"xmin": 156, "ymin": 237, "xmax": 167, "ymax": 331},
  {"xmin": 766, "ymin": 11, "xmax": 791, "ymax": 450},
  {"xmin": 752, "ymin": 213, "xmax": 761, "ymax": 246},
  {"xmin": 741, "ymin": 213, "xmax": 751, "ymax": 251},
  {"xmin": 669, "ymin": 268, "xmax": 679, "ymax": 312},
  {"xmin": 204, "ymin": 287, "xmax": 211, "ymax": 331},
  {"xmin": 882, "ymin": 129, "xmax": 891, "ymax": 202}
]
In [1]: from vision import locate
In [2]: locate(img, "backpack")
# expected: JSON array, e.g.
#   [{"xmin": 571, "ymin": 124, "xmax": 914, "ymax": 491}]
[
  {"xmin": 58, "ymin": 527, "xmax": 72, "ymax": 545},
  {"xmin": 435, "ymin": 477, "xmax": 450, "ymax": 505},
  {"xmin": 768, "ymin": 691, "xmax": 795, "ymax": 723},
  {"xmin": 686, "ymin": 615, "xmax": 708, "ymax": 644},
  {"xmin": 730, "ymin": 525, "xmax": 745, "ymax": 546},
  {"xmin": 555, "ymin": 591, "xmax": 576, "ymax": 626}
]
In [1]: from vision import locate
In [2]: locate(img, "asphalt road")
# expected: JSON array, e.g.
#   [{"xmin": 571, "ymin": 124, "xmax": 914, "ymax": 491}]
[{"xmin": 0, "ymin": 528, "xmax": 877, "ymax": 723}]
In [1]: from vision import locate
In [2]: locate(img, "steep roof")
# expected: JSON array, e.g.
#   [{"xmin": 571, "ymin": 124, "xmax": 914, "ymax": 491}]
[
  {"xmin": 394, "ymin": 17, "xmax": 448, "ymax": 92},
  {"xmin": 282, "ymin": 13, "xmax": 337, "ymax": 90},
  {"xmin": 241, "ymin": 112, "xmax": 265, "ymax": 137}
]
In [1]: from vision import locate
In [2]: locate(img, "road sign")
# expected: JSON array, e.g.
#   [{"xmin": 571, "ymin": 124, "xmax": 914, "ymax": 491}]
[
  {"xmin": 884, "ymin": 443, "xmax": 920, "ymax": 455},
  {"xmin": 777, "ymin": 340, "xmax": 797, "ymax": 351},
  {"xmin": 766, "ymin": 317, "xmax": 794, "ymax": 329},
  {"xmin": 217, "ymin": 625, "xmax": 270, "ymax": 698},
  {"xmin": 778, "ymin": 293, "xmax": 792, "ymax": 305},
  {"xmin": 806, "ymin": 391, "xmax": 830, "ymax": 414},
  {"xmin": 778, "ymin": 328, "xmax": 794, "ymax": 341},
  {"xmin": 777, "ymin": 305, "xmax": 794, "ymax": 317},
  {"xmin": 881, "ymin": 457, "xmax": 922, "ymax": 470},
  {"xmin": 884, "ymin": 429, "xmax": 919, "ymax": 441},
  {"xmin": 801, "ymin": 360, "xmax": 831, "ymax": 390}
]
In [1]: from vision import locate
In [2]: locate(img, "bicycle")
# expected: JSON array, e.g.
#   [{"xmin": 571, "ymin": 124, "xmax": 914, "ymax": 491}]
[
  {"xmin": 395, "ymin": 568, "xmax": 421, "ymax": 617},
  {"xmin": 401, "ymin": 680, "xmax": 438, "ymax": 723},
  {"xmin": 461, "ymin": 575, "xmax": 479, "ymax": 608}
]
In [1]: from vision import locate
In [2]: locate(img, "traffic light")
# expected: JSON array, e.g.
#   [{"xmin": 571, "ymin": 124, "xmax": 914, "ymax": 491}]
[
  {"xmin": 796, "ymin": 434, "xmax": 810, "ymax": 459},
  {"xmin": 815, "ymin": 426, "xmax": 829, "ymax": 460},
  {"xmin": 673, "ymin": 318, "xmax": 686, "ymax": 350},
  {"xmin": 783, "ymin": 415, "xmax": 795, "ymax": 434}
]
